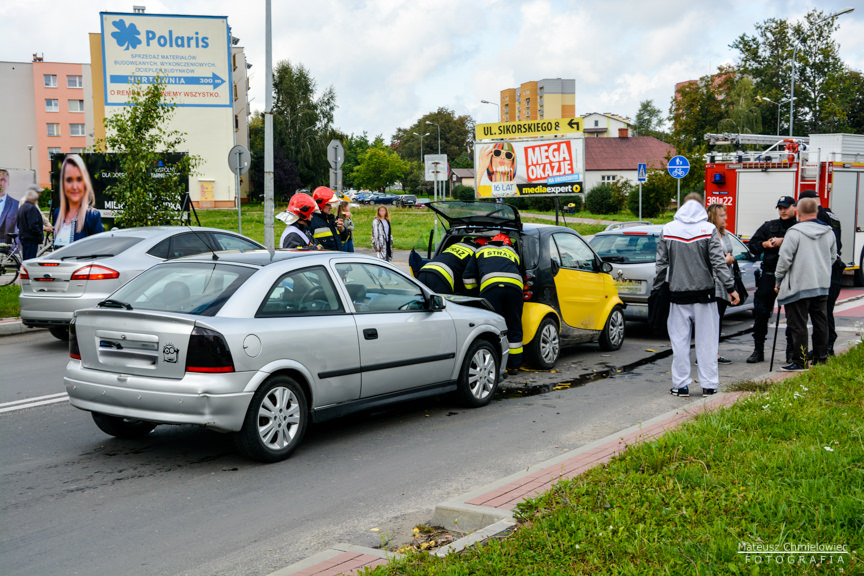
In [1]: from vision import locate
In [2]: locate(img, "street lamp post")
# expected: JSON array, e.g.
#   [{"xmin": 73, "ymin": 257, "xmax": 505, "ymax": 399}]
[
  {"xmin": 789, "ymin": 7, "xmax": 854, "ymax": 136},
  {"xmin": 412, "ymin": 131, "xmax": 429, "ymax": 164},
  {"xmin": 27, "ymin": 145, "xmax": 33, "ymax": 183},
  {"xmin": 426, "ymin": 120, "xmax": 442, "ymax": 241},
  {"xmin": 758, "ymin": 96, "xmax": 796, "ymax": 135},
  {"xmin": 480, "ymin": 99, "xmax": 500, "ymax": 122}
]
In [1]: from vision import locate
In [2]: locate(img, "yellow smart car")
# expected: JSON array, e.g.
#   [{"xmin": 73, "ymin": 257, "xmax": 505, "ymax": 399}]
[{"xmin": 414, "ymin": 202, "xmax": 626, "ymax": 368}]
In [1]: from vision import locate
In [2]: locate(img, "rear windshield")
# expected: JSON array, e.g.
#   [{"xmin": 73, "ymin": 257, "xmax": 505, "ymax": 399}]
[
  {"xmin": 589, "ymin": 234, "xmax": 658, "ymax": 264},
  {"xmin": 105, "ymin": 262, "xmax": 256, "ymax": 316},
  {"xmin": 53, "ymin": 235, "xmax": 144, "ymax": 260}
]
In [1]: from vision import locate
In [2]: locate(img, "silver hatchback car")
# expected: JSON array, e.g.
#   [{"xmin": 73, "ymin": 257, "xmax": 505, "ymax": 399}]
[
  {"xmin": 20, "ymin": 227, "xmax": 263, "ymax": 339},
  {"xmin": 65, "ymin": 251, "xmax": 508, "ymax": 462}
]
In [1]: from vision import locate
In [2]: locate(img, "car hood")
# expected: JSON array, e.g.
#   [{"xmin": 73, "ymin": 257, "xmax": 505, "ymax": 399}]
[
  {"xmin": 442, "ymin": 294, "xmax": 495, "ymax": 313},
  {"xmin": 428, "ymin": 201, "xmax": 522, "ymax": 232}
]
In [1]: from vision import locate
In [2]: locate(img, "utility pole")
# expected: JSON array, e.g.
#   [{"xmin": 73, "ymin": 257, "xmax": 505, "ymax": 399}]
[{"xmin": 263, "ymin": 0, "xmax": 274, "ymax": 249}]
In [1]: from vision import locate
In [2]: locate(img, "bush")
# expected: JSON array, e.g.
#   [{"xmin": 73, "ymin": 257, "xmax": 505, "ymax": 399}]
[
  {"xmin": 586, "ymin": 184, "xmax": 620, "ymax": 214},
  {"xmin": 626, "ymin": 172, "xmax": 675, "ymax": 218},
  {"xmin": 453, "ymin": 184, "xmax": 476, "ymax": 202}
]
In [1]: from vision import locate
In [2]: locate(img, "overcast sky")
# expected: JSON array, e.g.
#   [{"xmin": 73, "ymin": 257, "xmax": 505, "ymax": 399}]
[{"xmin": 3, "ymin": 0, "xmax": 862, "ymax": 141}]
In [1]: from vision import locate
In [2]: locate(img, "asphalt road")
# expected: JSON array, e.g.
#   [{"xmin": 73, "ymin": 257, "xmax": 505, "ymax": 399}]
[{"xmin": 1, "ymin": 296, "xmax": 862, "ymax": 576}]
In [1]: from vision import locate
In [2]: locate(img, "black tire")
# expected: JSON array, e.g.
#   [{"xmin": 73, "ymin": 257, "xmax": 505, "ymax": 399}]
[
  {"xmin": 235, "ymin": 375, "xmax": 308, "ymax": 463},
  {"xmin": 92, "ymin": 412, "xmax": 157, "ymax": 438},
  {"xmin": 0, "ymin": 253, "xmax": 21, "ymax": 286},
  {"xmin": 599, "ymin": 305, "xmax": 626, "ymax": 351},
  {"xmin": 456, "ymin": 340, "xmax": 500, "ymax": 408},
  {"xmin": 49, "ymin": 325, "xmax": 69, "ymax": 341},
  {"xmin": 526, "ymin": 316, "xmax": 560, "ymax": 369}
]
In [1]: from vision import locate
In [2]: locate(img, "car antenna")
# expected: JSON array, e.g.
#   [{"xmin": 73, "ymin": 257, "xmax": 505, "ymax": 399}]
[{"xmin": 184, "ymin": 224, "xmax": 219, "ymax": 261}]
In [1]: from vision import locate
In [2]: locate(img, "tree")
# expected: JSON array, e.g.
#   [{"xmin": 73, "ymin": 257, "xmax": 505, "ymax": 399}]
[
  {"xmin": 98, "ymin": 77, "xmax": 200, "ymax": 228},
  {"xmin": 633, "ymin": 100, "xmax": 666, "ymax": 140},
  {"xmin": 336, "ymin": 131, "xmax": 373, "ymax": 190},
  {"xmin": 249, "ymin": 113, "xmax": 301, "ymax": 202},
  {"xmin": 718, "ymin": 76, "xmax": 763, "ymax": 136},
  {"xmin": 351, "ymin": 143, "xmax": 410, "ymax": 192},
  {"xmin": 669, "ymin": 66, "xmax": 735, "ymax": 152},
  {"xmin": 392, "ymin": 108, "xmax": 474, "ymax": 167}
]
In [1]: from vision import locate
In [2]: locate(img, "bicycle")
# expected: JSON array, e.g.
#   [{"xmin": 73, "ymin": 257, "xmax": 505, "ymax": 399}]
[{"xmin": 0, "ymin": 233, "xmax": 22, "ymax": 286}]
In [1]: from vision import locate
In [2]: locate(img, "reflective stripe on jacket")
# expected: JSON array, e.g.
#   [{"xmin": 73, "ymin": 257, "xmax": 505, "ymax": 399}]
[
  {"xmin": 420, "ymin": 242, "xmax": 476, "ymax": 292},
  {"xmin": 464, "ymin": 244, "xmax": 522, "ymax": 295}
]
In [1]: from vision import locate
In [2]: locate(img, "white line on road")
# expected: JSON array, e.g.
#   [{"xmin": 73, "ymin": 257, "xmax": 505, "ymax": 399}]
[{"xmin": 0, "ymin": 393, "xmax": 69, "ymax": 414}]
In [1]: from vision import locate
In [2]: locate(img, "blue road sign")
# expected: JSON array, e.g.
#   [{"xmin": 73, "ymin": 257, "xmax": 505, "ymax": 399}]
[
  {"xmin": 109, "ymin": 73, "xmax": 226, "ymax": 91},
  {"xmin": 637, "ymin": 163, "xmax": 647, "ymax": 182},
  {"xmin": 667, "ymin": 155, "xmax": 690, "ymax": 179}
]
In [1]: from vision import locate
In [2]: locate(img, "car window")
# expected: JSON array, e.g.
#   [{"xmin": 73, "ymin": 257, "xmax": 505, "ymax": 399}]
[
  {"xmin": 108, "ymin": 262, "xmax": 255, "ymax": 316},
  {"xmin": 552, "ymin": 233, "xmax": 596, "ymax": 272},
  {"xmin": 211, "ymin": 232, "xmax": 262, "ymax": 251},
  {"xmin": 589, "ymin": 233, "xmax": 658, "ymax": 264},
  {"xmin": 147, "ymin": 232, "xmax": 213, "ymax": 260},
  {"xmin": 257, "ymin": 266, "xmax": 344, "ymax": 317},
  {"xmin": 728, "ymin": 233, "xmax": 752, "ymax": 261},
  {"xmin": 52, "ymin": 235, "xmax": 144, "ymax": 259},
  {"xmin": 335, "ymin": 263, "xmax": 426, "ymax": 313}
]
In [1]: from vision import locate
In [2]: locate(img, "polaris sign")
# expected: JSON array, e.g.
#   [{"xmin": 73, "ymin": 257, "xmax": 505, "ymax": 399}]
[{"xmin": 101, "ymin": 12, "xmax": 231, "ymax": 108}]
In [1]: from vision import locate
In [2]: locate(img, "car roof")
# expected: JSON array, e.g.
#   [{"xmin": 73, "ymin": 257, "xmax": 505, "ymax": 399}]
[
  {"xmin": 172, "ymin": 249, "xmax": 386, "ymax": 268},
  {"xmin": 594, "ymin": 224, "xmax": 663, "ymax": 236}
]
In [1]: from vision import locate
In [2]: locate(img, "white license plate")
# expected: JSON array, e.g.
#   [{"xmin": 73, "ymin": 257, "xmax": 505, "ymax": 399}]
[{"xmin": 614, "ymin": 280, "xmax": 644, "ymax": 295}]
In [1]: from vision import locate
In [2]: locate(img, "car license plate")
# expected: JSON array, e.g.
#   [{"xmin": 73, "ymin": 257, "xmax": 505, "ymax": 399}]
[{"xmin": 614, "ymin": 279, "xmax": 644, "ymax": 295}]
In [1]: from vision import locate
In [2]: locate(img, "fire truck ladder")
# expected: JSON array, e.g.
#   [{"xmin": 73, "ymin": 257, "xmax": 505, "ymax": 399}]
[{"xmin": 704, "ymin": 133, "xmax": 810, "ymax": 149}]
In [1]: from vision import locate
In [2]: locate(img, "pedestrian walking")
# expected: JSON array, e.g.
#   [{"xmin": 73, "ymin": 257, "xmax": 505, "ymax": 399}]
[
  {"xmin": 774, "ymin": 196, "xmax": 837, "ymax": 371},
  {"xmin": 654, "ymin": 194, "xmax": 739, "ymax": 397},
  {"xmin": 745, "ymin": 196, "xmax": 797, "ymax": 363},
  {"xmin": 371, "ymin": 206, "xmax": 393, "ymax": 261},
  {"xmin": 16, "ymin": 186, "xmax": 46, "ymax": 260}
]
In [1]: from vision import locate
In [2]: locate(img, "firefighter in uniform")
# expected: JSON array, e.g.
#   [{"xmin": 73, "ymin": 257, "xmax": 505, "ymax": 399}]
[
  {"xmin": 746, "ymin": 196, "xmax": 797, "ymax": 363},
  {"xmin": 798, "ymin": 190, "xmax": 843, "ymax": 356},
  {"xmin": 309, "ymin": 186, "xmax": 347, "ymax": 250},
  {"xmin": 277, "ymin": 193, "xmax": 317, "ymax": 249},
  {"xmin": 417, "ymin": 239, "xmax": 477, "ymax": 295},
  {"xmin": 464, "ymin": 233, "xmax": 523, "ymax": 373}
]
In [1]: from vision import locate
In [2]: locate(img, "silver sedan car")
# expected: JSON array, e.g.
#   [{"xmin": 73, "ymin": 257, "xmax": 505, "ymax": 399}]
[
  {"xmin": 65, "ymin": 251, "xmax": 508, "ymax": 462},
  {"xmin": 589, "ymin": 224, "xmax": 760, "ymax": 320},
  {"xmin": 20, "ymin": 227, "xmax": 263, "ymax": 340}
]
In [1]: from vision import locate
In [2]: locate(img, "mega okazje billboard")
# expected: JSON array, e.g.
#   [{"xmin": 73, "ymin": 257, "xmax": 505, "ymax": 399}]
[
  {"xmin": 101, "ymin": 12, "xmax": 232, "ymax": 108},
  {"xmin": 474, "ymin": 138, "xmax": 585, "ymax": 198}
]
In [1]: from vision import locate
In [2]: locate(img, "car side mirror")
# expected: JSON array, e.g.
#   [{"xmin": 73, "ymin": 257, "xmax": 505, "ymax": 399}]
[
  {"xmin": 428, "ymin": 293, "xmax": 446, "ymax": 311},
  {"xmin": 601, "ymin": 261, "xmax": 613, "ymax": 274}
]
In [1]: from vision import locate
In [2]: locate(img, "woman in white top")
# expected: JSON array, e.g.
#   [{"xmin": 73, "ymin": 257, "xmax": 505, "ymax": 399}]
[
  {"xmin": 371, "ymin": 205, "xmax": 393, "ymax": 261},
  {"xmin": 51, "ymin": 154, "xmax": 104, "ymax": 247}
]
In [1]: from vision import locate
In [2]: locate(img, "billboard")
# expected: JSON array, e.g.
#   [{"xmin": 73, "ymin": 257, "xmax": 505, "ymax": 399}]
[
  {"xmin": 101, "ymin": 12, "xmax": 232, "ymax": 108},
  {"xmin": 474, "ymin": 138, "xmax": 585, "ymax": 198}
]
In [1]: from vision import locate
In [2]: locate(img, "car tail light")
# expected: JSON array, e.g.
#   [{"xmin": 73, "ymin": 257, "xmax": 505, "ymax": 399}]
[
  {"xmin": 186, "ymin": 326, "xmax": 234, "ymax": 373},
  {"xmin": 71, "ymin": 265, "xmax": 120, "ymax": 281},
  {"xmin": 19, "ymin": 266, "xmax": 30, "ymax": 280},
  {"xmin": 69, "ymin": 319, "xmax": 80, "ymax": 360},
  {"xmin": 523, "ymin": 271, "xmax": 535, "ymax": 301},
  {"xmin": 622, "ymin": 231, "xmax": 648, "ymax": 236}
]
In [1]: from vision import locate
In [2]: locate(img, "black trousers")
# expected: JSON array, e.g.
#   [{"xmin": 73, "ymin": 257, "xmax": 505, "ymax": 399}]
[
  {"xmin": 786, "ymin": 295, "xmax": 829, "ymax": 366},
  {"xmin": 752, "ymin": 273, "xmax": 777, "ymax": 345},
  {"xmin": 416, "ymin": 271, "xmax": 453, "ymax": 295},
  {"xmin": 716, "ymin": 299, "xmax": 729, "ymax": 337},
  {"xmin": 482, "ymin": 285, "xmax": 523, "ymax": 369},
  {"xmin": 825, "ymin": 266, "xmax": 842, "ymax": 353}
]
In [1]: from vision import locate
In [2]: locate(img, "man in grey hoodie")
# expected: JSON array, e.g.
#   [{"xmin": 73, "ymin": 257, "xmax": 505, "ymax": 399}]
[
  {"xmin": 654, "ymin": 194, "xmax": 739, "ymax": 397},
  {"xmin": 774, "ymin": 197, "xmax": 837, "ymax": 371}
]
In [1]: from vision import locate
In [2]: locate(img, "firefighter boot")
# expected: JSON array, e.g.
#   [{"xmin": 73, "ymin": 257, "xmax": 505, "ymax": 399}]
[{"xmin": 746, "ymin": 343, "xmax": 764, "ymax": 364}]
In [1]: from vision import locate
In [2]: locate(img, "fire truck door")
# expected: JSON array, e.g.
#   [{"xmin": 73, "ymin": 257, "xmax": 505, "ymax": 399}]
[
  {"xmin": 831, "ymin": 170, "xmax": 861, "ymax": 266},
  {"xmin": 736, "ymin": 170, "xmax": 796, "ymax": 240}
]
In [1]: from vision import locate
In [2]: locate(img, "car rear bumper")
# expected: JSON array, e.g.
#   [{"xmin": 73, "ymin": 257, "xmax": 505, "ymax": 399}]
[
  {"xmin": 20, "ymin": 293, "xmax": 107, "ymax": 327},
  {"xmin": 64, "ymin": 362, "xmax": 254, "ymax": 433}
]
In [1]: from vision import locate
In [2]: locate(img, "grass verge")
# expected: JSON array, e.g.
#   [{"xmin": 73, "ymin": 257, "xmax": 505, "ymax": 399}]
[
  {"xmin": 0, "ymin": 284, "xmax": 21, "ymax": 318},
  {"xmin": 369, "ymin": 344, "xmax": 864, "ymax": 575}
]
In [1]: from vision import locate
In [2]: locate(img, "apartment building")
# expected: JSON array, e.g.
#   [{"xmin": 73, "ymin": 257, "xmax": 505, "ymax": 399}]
[{"xmin": 499, "ymin": 78, "xmax": 576, "ymax": 123}]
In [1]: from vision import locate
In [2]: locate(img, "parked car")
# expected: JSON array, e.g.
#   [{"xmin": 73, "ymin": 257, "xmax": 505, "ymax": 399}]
[
  {"xmin": 369, "ymin": 193, "xmax": 399, "ymax": 205},
  {"xmin": 414, "ymin": 201, "xmax": 626, "ymax": 369},
  {"xmin": 588, "ymin": 224, "xmax": 760, "ymax": 320},
  {"xmin": 355, "ymin": 192, "xmax": 374, "ymax": 204},
  {"xmin": 64, "ymin": 251, "xmax": 508, "ymax": 462},
  {"xmin": 396, "ymin": 194, "xmax": 417, "ymax": 207},
  {"xmin": 20, "ymin": 227, "xmax": 263, "ymax": 340}
]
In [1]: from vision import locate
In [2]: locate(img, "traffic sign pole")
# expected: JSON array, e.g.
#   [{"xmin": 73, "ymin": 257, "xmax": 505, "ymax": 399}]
[
  {"xmin": 666, "ymin": 156, "xmax": 690, "ymax": 209},
  {"xmin": 637, "ymin": 163, "xmax": 647, "ymax": 221}
]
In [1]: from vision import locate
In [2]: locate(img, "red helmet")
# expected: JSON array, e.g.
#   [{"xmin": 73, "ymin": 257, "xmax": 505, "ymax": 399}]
[
  {"xmin": 287, "ymin": 193, "xmax": 317, "ymax": 221},
  {"xmin": 474, "ymin": 237, "xmax": 489, "ymax": 246},
  {"xmin": 491, "ymin": 233, "xmax": 511, "ymax": 245},
  {"xmin": 312, "ymin": 186, "xmax": 338, "ymax": 209}
]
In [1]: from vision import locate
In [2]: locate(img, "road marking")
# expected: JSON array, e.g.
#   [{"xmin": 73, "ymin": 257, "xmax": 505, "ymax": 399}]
[{"xmin": 0, "ymin": 393, "xmax": 68, "ymax": 414}]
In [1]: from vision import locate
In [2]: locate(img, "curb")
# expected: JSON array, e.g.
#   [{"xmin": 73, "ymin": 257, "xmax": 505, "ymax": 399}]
[{"xmin": 0, "ymin": 319, "xmax": 45, "ymax": 337}]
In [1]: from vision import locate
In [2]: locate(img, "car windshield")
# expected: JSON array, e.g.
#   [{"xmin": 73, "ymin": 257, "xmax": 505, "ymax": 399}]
[
  {"xmin": 106, "ymin": 262, "xmax": 256, "ymax": 316},
  {"xmin": 590, "ymin": 233, "xmax": 658, "ymax": 264},
  {"xmin": 52, "ymin": 235, "xmax": 144, "ymax": 260}
]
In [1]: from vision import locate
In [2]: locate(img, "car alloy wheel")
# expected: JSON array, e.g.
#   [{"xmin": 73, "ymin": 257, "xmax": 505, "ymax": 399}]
[
  {"xmin": 236, "ymin": 375, "xmax": 308, "ymax": 462},
  {"xmin": 457, "ymin": 340, "xmax": 500, "ymax": 407},
  {"xmin": 599, "ymin": 306, "xmax": 625, "ymax": 351},
  {"xmin": 527, "ymin": 316, "xmax": 560, "ymax": 370}
]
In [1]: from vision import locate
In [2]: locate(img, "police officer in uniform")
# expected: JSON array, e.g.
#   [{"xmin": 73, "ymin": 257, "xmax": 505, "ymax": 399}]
[
  {"xmin": 797, "ymin": 190, "xmax": 843, "ymax": 356},
  {"xmin": 464, "ymin": 233, "xmax": 523, "ymax": 373},
  {"xmin": 746, "ymin": 196, "xmax": 797, "ymax": 363},
  {"xmin": 309, "ymin": 186, "xmax": 347, "ymax": 250},
  {"xmin": 417, "ymin": 238, "xmax": 478, "ymax": 295}
]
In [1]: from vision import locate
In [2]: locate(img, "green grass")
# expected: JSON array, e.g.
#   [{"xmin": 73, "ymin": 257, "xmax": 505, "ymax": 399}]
[
  {"xmin": 0, "ymin": 284, "xmax": 21, "ymax": 318},
  {"xmin": 367, "ymin": 344, "xmax": 864, "ymax": 575}
]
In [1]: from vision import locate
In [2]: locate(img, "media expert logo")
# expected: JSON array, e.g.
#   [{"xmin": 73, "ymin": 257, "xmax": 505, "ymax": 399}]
[{"xmin": 111, "ymin": 19, "xmax": 210, "ymax": 51}]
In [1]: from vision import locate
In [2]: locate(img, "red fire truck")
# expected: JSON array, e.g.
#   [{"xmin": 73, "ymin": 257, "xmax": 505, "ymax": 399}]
[{"xmin": 704, "ymin": 133, "xmax": 864, "ymax": 285}]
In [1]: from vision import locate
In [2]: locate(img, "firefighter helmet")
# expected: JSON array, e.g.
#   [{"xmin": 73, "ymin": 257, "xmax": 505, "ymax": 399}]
[
  {"xmin": 491, "ymin": 233, "xmax": 512, "ymax": 245},
  {"xmin": 312, "ymin": 186, "xmax": 339, "ymax": 209},
  {"xmin": 287, "ymin": 192, "xmax": 317, "ymax": 221}
]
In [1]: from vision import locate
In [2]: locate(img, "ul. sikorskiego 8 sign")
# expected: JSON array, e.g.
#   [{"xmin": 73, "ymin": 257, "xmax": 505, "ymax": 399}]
[
  {"xmin": 101, "ymin": 12, "xmax": 232, "ymax": 108},
  {"xmin": 473, "ymin": 138, "xmax": 585, "ymax": 198}
]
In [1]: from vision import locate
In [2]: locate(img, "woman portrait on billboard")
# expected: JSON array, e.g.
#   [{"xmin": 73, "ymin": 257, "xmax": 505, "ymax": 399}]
[
  {"xmin": 52, "ymin": 154, "xmax": 104, "ymax": 247},
  {"xmin": 479, "ymin": 141, "xmax": 517, "ymax": 183}
]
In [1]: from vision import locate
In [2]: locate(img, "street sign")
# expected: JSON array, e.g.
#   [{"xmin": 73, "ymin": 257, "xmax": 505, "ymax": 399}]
[
  {"xmin": 637, "ymin": 163, "xmax": 647, "ymax": 182},
  {"xmin": 475, "ymin": 117, "xmax": 583, "ymax": 140},
  {"xmin": 667, "ymin": 155, "xmax": 690, "ymax": 179},
  {"xmin": 425, "ymin": 154, "xmax": 448, "ymax": 182},
  {"xmin": 328, "ymin": 140, "xmax": 344, "ymax": 170},
  {"xmin": 228, "ymin": 144, "xmax": 251, "ymax": 175}
]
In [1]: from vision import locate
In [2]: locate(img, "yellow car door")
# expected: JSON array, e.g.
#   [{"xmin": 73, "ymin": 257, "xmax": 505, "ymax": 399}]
[{"xmin": 549, "ymin": 232, "xmax": 606, "ymax": 330}]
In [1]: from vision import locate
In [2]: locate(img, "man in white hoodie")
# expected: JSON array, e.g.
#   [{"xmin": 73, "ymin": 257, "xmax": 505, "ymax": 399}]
[
  {"xmin": 654, "ymin": 193, "xmax": 739, "ymax": 397},
  {"xmin": 774, "ymin": 197, "xmax": 837, "ymax": 371}
]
